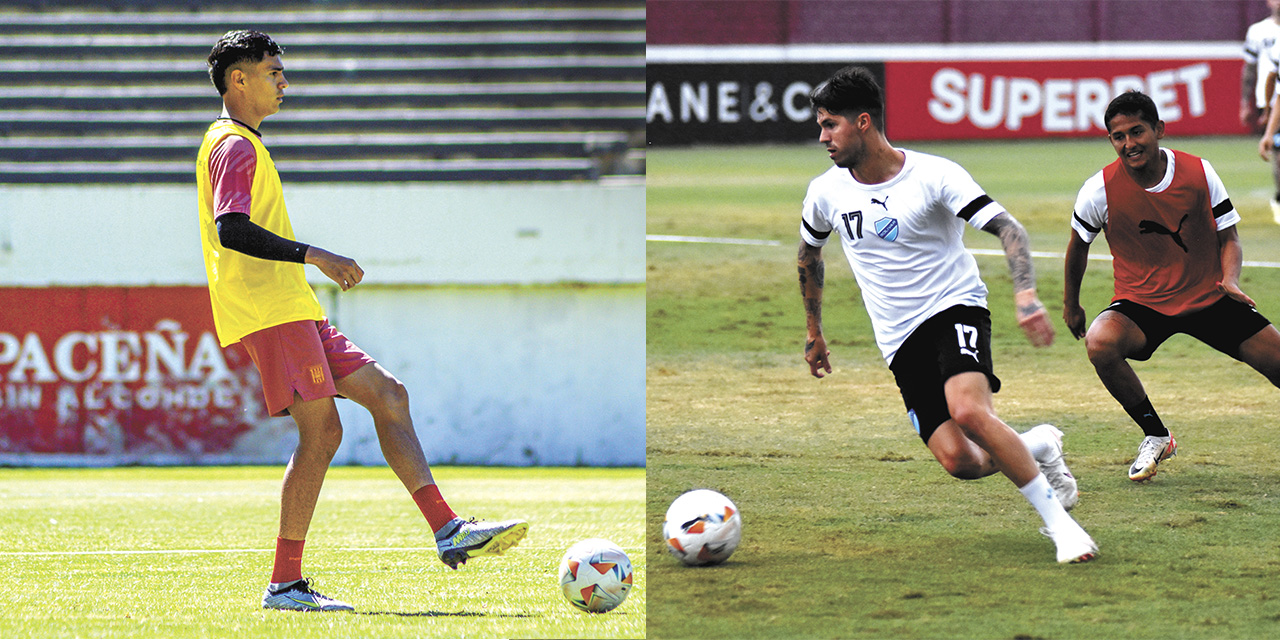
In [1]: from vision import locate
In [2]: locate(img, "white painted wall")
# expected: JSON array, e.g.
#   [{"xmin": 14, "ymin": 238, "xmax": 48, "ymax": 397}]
[
  {"xmin": 0, "ymin": 181, "xmax": 644, "ymax": 286},
  {"xmin": 321, "ymin": 284, "xmax": 644, "ymax": 466}
]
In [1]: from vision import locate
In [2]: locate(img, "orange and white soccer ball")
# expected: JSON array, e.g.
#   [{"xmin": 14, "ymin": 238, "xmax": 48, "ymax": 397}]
[
  {"xmin": 663, "ymin": 489, "xmax": 742, "ymax": 566},
  {"xmin": 558, "ymin": 538, "xmax": 634, "ymax": 613}
]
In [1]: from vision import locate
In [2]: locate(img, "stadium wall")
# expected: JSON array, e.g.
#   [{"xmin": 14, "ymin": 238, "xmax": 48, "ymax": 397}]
[
  {"xmin": 647, "ymin": 42, "xmax": 1250, "ymax": 144},
  {"xmin": 646, "ymin": 0, "xmax": 1266, "ymax": 45},
  {"xmin": 0, "ymin": 182, "xmax": 644, "ymax": 467}
]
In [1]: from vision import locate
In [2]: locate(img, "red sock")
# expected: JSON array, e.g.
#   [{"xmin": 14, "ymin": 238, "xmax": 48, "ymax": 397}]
[
  {"xmin": 270, "ymin": 537, "xmax": 305, "ymax": 585},
  {"xmin": 412, "ymin": 484, "xmax": 458, "ymax": 533}
]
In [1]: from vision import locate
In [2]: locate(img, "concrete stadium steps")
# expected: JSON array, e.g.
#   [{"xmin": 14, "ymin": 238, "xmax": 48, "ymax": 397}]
[
  {"xmin": 0, "ymin": 56, "xmax": 645, "ymax": 80},
  {"xmin": 0, "ymin": 2, "xmax": 644, "ymax": 183},
  {"xmin": 0, "ymin": 81, "xmax": 643, "ymax": 110}
]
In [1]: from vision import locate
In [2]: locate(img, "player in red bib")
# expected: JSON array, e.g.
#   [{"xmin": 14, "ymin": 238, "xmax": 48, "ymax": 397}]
[{"xmin": 1064, "ymin": 90, "xmax": 1280, "ymax": 482}]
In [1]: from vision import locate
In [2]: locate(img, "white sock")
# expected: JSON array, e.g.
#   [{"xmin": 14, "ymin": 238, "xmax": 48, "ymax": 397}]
[
  {"xmin": 1019, "ymin": 426, "xmax": 1053, "ymax": 463},
  {"xmin": 1018, "ymin": 473, "xmax": 1070, "ymax": 531}
]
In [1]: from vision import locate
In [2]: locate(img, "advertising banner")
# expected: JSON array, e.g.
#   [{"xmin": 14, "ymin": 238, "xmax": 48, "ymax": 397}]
[
  {"xmin": 885, "ymin": 58, "xmax": 1249, "ymax": 140},
  {"xmin": 647, "ymin": 47, "xmax": 1247, "ymax": 144},
  {"xmin": 646, "ymin": 62, "xmax": 881, "ymax": 144},
  {"xmin": 0, "ymin": 286, "xmax": 274, "ymax": 464}
]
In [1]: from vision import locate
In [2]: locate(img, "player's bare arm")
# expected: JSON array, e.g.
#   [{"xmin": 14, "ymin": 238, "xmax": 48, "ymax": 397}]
[
  {"xmin": 798, "ymin": 240, "xmax": 831, "ymax": 378},
  {"xmin": 1216, "ymin": 226, "xmax": 1256, "ymax": 308},
  {"xmin": 982, "ymin": 212, "xmax": 1055, "ymax": 347},
  {"xmin": 1062, "ymin": 231, "xmax": 1092, "ymax": 340},
  {"xmin": 1264, "ymin": 71, "xmax": 1277, "ymax": 129},
  {"xmin": 1242, "ymin": 62, "xmax": 1261, "ymax": 126},
  {"xmin": 305, "ymin": 246, "xmax": 364, "ymax": 292}
]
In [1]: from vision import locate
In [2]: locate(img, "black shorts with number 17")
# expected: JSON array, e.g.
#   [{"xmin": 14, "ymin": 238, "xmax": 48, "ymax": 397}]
[{"xmin": 888, "ymin": 305, "xmax": 1001, "ymax": 445}]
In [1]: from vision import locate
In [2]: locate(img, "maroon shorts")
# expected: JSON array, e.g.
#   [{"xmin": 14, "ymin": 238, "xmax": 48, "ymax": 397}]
[{"xmin": 239, "ymin": 319, "xmax": 376, "ymax": 417}]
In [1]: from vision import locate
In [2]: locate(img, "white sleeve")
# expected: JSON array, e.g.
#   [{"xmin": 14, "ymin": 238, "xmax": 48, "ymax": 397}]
[
  {"xmin": 800, "ymin": 182, "xmax": 834, "ymax": 247},
  {"xmin": 1201, "ymin": 159, "xmax": 1240, "ymax": 231},
  {"xmin": 934, "ymin": 158, "xmax": 1006, "ymax": 229},
  {"xmin": 1260, "ymin": 41, "xmax": 1280, "ymax": 107},
  {"xmin": 1245, "ymin": 22, "xmax": 1265, "ymax": 64},
  {"xmin": 1071, "ymin": 171, "xmax": 1107, "ymax": 243}
]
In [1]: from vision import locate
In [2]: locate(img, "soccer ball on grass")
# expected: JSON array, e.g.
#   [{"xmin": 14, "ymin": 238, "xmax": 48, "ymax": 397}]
[
  {"xmin": 558, "ymin": 538, "xmax": 633, "ymax": 613},
  {"xmin": 663, "ymin": 489, "xmax": 742, "ymax": 566}
]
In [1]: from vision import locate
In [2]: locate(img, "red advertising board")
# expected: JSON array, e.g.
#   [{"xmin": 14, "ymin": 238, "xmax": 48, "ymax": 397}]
[
  {"xmin": 885, "ymin": 58, "xmax": 1249, "ymax": 141},
  {"xmin": 0, "ymin": 287, "xmax": 271, "ymax": 461}
]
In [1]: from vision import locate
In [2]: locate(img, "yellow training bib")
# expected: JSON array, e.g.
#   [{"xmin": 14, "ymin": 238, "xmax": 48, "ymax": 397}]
[{"xmin": 196, "ymin": 119, "xmax": 323, "ymax": 347}]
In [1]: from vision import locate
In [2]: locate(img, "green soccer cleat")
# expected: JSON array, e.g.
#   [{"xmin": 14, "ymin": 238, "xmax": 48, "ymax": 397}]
[
  {"xmin": 261, "ymin": 578, "xmax": 353, "ymax": 612},
  {"xmin": 435, "ymin": 517, "xmax": 529, "ymax": 569}
]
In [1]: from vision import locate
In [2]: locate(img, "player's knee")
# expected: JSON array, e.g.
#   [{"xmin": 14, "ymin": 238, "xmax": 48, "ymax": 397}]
[
  {"xmin": 300, "ymin": 422, "xmax": 343, "ymax": 461},
  {"xmin": 1084, "ymin": 331, "xmax": 1124, "ymax": 366},
  {"xmin": 937, "ymin": 451, "xmax": 985, "ymax": 480},
  {"xmin": 948, "ymin": 402, "xmax": 992, "ymax": 437},
  {"xmin": 320, "ymin": 421, "xmax": 344, "ymax": 452},
  {"xmin": 381, "ymin": 378, "xmax": 411, "ymax": 415}
]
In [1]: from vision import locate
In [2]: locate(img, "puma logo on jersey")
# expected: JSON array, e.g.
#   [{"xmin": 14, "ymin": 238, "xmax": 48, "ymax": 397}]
[
  {"xmin": 1138, "ymin": 214, "xmax": 1189, "ymax": 252},
  {"xmin": 871, "ymin": 196, "xmax": 889, "ymax": 211}
]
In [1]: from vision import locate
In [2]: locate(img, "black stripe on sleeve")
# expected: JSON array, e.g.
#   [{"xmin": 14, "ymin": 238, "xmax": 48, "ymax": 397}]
[
  {"xmin": 802, "ymin": 217, "xmax": 831, "ymax": 240},
  {"xmin": 1212, "ymin": 198, "xmax": 1234, "ymax": 219},
  {"xmin": 956, "ymin": 195, "xmax": 994, "ymax": 221},
  {"xmin": 1072, "ymin": 211, "xmax": 1101, "ymax": 234}
]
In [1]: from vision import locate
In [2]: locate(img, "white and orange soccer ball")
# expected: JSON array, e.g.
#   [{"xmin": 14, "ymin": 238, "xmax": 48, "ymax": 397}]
[
  {"xmin": 663, "ymin": 489, "xmax": 742, "ymax": 566},
  {"xmin": 558, "ymin": 538, "xmax": 634, "ymax": 613}
]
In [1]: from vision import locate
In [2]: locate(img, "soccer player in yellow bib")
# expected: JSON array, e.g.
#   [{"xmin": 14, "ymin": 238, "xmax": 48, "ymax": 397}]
[{"xmin": 197, "ymin": 30, "xmax": 527, "ymax": 612}]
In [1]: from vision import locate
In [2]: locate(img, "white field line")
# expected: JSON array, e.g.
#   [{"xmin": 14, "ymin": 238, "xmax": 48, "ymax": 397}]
[
  {"xmin": 0, "ymin": 546, "xmax": 642, "ymax": 557},
  {"xmin": 647, "ymin": 235, "xmax": 1280, "ymax": 268},
  {"xmin": 646, "ymin": 234, "xmax": 783, "ymax": 246}
]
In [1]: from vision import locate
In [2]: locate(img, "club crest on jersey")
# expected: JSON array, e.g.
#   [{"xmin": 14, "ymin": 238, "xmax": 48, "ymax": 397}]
[{"xmin": 874, "ymin": 217, "xmax": 899, "ymax": 242}]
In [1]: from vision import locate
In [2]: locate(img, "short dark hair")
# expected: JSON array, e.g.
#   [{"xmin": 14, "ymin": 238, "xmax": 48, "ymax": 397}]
[
  {"xmin": 1104, "ymin": 90, "xmax": 1160, "ymax": 131},
  {"xmin": 207, "ymin": 30, "xmax": 283, "ymax": 95},
  {"xmin": 809, "ymin": 65, "xmax": 885, "ymax": 132}
]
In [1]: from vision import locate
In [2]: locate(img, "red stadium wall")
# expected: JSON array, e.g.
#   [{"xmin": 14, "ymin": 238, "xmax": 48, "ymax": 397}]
[
  {"xmin": 647, "ymin": 46, "xmax": 1249, "ymax": 144},
  {"xmin": 648, "ymin": 1, "xmax": 1265, "ymax": 144},
  {"xmin": 647, "ymin": 0, "xmax": 1266, "ymax": 45}
]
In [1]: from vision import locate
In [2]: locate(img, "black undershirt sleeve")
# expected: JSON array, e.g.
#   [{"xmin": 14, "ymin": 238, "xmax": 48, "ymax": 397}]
[{"xmin": 215, "ymin": 212, "xmax": 310, "ymax": 263}]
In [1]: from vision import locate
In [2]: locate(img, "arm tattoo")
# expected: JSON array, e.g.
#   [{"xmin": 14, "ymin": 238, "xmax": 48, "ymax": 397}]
[
  {"xmin": 983, "ymin": 213, "xmax": 1036, "ymax": 294},
  {"xmin": 798, "ymin": 242, "xmax": 825, "ymax": 329}
]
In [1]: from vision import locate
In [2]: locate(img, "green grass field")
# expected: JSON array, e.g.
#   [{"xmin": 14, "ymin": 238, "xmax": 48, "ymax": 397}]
[
  {"xmin": 647, "ymin": 136, "xmax": 1280, "ymax": 639},
  {"xmin": 0, "ymin": 466, "xmax": 644, "ymax": 639}
]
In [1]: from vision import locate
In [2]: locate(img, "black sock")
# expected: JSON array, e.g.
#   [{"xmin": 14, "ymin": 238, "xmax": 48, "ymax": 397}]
[{"xmin": 1124, "ymin": 396, "xmax": 1168, "ymax": 438}]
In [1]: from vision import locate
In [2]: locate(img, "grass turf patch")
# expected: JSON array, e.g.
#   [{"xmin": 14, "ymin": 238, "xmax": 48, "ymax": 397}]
[
  {"xmin": 0, "ymin": 466, "xmax": 644, "ymax": 639},
  {"xmin": 647, "ymin": 138, "xmax": 1280, "ymax": 639}
]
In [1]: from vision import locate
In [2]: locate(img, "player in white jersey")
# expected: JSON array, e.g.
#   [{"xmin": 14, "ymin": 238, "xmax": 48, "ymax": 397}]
[
  {"xmin": 797, "ymin": 66, "xmax": 1096, "ymax": 564},
  {"xmin": 1250, "ymin": 0, "xmax": 1280, "ymax": 223},
  {"xmin": 1241, "ymin": 0, "xmax": 1280, "ymax": 132}
]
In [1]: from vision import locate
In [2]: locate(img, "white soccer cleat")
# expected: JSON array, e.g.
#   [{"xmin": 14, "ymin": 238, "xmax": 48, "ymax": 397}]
[
  {"xmin": 1029, "ymin": 424, "xmax": 1079, "ymax": 511},
  {"xmin": 1128, "ymin": 433, "xmax": 1177, "ymax": 482},
  {"xmin": 1270, "ymin": 199, "xmax": 1280, "ymax": 225},
  {"xmin": 261, "ymin": 578, "xmax": 353, "ymax": 611},
  {"xmin": 435, "ymin": 517, "xmax": 529, "ymax": 569},
  {"xmin": 1040, "ymin": 523, "xmax": 1098, "ymax": 564}
]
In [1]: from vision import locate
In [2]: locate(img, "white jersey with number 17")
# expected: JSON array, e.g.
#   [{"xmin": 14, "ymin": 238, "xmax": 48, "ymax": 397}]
[{"xmin": 800, "ymin": 149, "xmax": 1005, "ymax": 365}]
